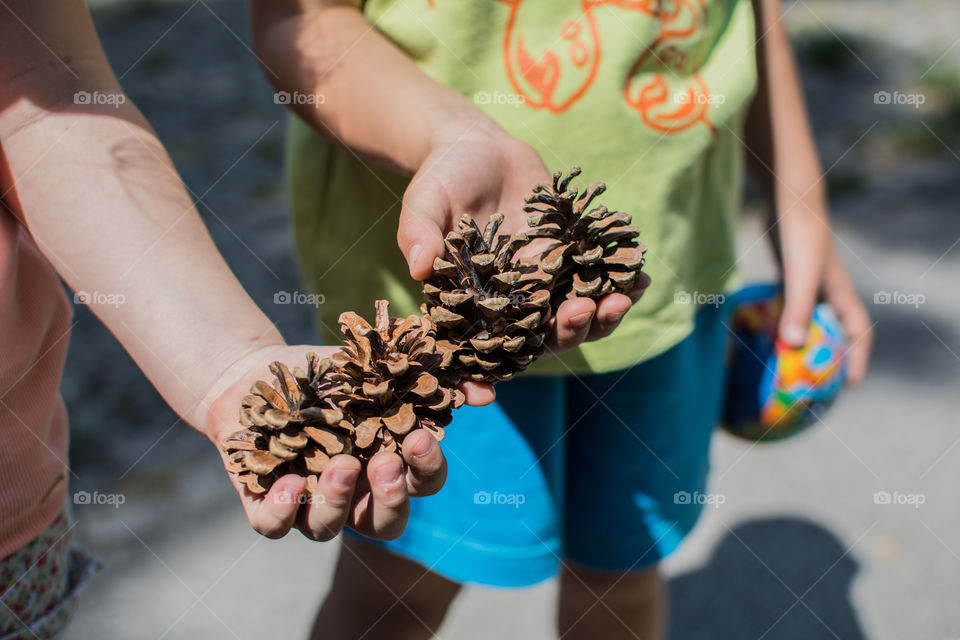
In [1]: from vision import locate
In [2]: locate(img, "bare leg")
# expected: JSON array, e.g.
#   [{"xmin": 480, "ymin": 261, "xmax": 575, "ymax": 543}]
[
  {"xmin": 557, "ymin": 563, "xmax": 665, "ymax": 640},
  {"xmin": 310, "ymin": 536, "xmax": 462, "ymax": 640}
]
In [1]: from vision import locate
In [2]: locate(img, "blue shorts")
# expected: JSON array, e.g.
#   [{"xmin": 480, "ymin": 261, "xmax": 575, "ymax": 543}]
[{"xmin": 351, "ymin": 304, "xmax": 730, "ymax": 587}]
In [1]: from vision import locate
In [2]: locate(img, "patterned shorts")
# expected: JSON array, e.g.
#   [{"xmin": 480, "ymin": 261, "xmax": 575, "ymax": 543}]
[{"xmin": 0, "ymin": 512, "xmax": 99, "ymax": 640}]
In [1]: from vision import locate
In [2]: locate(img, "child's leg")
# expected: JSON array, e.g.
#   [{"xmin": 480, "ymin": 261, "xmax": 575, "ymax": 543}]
[
  {"xmin": 561, "ymin": 304, "xmax": 730, "ymax": 639},
  {"xmin": 558, "ymin": 564, "xmax": 664, "ymax": 639},
  {"xmin": 557, "ymin": 562, "xmax": 666, "ymax": 640},
  {"xmin": 311, "ymin": 536, "xmax": 461, "ymax": 640}
]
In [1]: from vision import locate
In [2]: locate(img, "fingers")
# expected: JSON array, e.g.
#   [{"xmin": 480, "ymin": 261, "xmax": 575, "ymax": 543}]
[
  {"xmin": 244, "ymin": 474, "xmax": 306, "ymax": 539},
  {"xmin": 299, "ymin": 433, "xmax": 447, "ymax": 541},
  {"xmin": 778, "ymin": 222, "xmax": 829, "ymax": 348},
  {"xmin": 586, "ymin": 293, "xmax": 632, "ymax": 341},
  {"xmin": 586, "ymin": 273, "xmax": 651, "ymax": 341},
  {"xmin": 460, "ymin": 380, "xmax": 495, "ymax": 406},
  {"xmin": 296, "ymin": 456, "xmax": 361, "ymax": 541},
  {"xmin": 834, "ymin": 293, "xmax": 873, "ymax": 387},
  {"xmin": 547, "ymin": 297, "xmax": 596, "ymax": 354},
  {"xmin": 402, "ymin": 430, "xmax": 447, "ymax": 497},
  {"xmin": 626, "ymin": 271, "xmax": 653, "ymax": 303},
  {"xmin": 822, "ymin": 244, "xmax": 873, "ymax": 386},
  {"xmin": 351, "ymin": 453, "xmax": 410, "ymax": 540},
  {"xmin": 237, "ymin": 453, "xmax": 419, "ymax": 542},
  {"xmin": 398, "ymin": 178, "xmax": 449, "ymax": 280},
  {"xmin": 844, "ymin": 314, "xmax": 873, "ymax": 387},
  {"xmin": 543, "ymin": 275, "xmax": 650, "ymax": 351},
  {"xmin": 779, "ymin": 277, "xmax": 819, "ymax": 348}
]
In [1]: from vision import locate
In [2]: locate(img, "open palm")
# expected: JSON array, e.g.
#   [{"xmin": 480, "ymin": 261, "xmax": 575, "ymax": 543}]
[{"xmin": 204, "ymin": 344, "xmax": 453, "ymax": 541}]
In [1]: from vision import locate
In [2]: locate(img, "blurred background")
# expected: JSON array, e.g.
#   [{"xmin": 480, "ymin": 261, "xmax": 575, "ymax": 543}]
[{"xmin": 61, "ymin": 0, "xmax": 960, "ymax": 638}]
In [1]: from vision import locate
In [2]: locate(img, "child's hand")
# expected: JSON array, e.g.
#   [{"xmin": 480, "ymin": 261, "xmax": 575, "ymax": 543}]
[
  {"xmin": 779, "ymin": 242, "xmax": 873, "ymax": 387},
  {"xmin": 200, "ymin": 344, "xmax": 480, "ymax": 541},
  {"xmin": 397, "ymin": 126, "xmax": 650, "ymax": 357},
  {"xmin": 821, "ymin": 246, "xmax": 873, "ymax": 386}
]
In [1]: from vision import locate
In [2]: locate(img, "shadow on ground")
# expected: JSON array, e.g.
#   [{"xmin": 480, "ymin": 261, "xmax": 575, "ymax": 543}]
[{"xmin": 669, "ymin": 517, "xmax": 866, "ymax": 640}]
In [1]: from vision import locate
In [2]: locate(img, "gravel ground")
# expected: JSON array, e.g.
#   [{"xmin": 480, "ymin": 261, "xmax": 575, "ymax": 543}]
[{"xmin": 55, "ymin": 1, "xmax": 960, "ymax": 639}]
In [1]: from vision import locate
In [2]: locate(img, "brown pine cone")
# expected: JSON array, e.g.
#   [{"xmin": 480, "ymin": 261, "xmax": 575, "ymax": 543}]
[
  {"xmin": 222, "ymin": 353, "xmax": 354, "ymax": 495},
  {"xmin": 423, "ymin": 213, "xmax": 553, "ymax": 383},
  {"xmin": 322, "ymin": 299, "xmax": 464, "ymax": 457},
  {"xmin": 222, "ymin": 301, "xmax": 463, "ymax": 495},
  {"xmin": 524, "ymin": 166, "xmax": 646, "ymax": 305}
]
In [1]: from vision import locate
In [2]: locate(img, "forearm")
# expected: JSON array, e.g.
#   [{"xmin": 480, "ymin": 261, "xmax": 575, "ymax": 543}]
[
  {"xmin": 251, "ymin": 0, "xmax": 500, "ymax": 174},
  {"xmin": 745, "ymin": 0, "xmax": 829, "ymax": 259},
  {"xmin": 1, "ymin": 82, "xmax": 283, "ymax": 435}
]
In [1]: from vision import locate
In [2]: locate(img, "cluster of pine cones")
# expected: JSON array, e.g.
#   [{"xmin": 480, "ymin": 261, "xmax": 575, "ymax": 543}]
[{"xmin": 223, "ymin": 167, "xmax": 646, "ymax": 494}]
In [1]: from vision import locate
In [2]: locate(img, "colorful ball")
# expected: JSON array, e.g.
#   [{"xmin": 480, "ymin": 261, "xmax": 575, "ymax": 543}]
[{"xmin": 721, "ymin": 283, "xmax": 848, "ymax": 441}]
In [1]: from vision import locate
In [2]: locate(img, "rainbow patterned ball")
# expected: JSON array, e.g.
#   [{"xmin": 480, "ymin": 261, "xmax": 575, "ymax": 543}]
[{"xmin": 721, "ymin": 283, "xmax": 848, "ymax": 441}]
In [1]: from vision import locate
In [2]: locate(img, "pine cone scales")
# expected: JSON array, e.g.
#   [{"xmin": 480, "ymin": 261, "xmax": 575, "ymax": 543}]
[
  {"xmin": 223, "ymin": 301, "xmax": 463, "ymax": 495},
  {"xmin": 524, "ymin": 166, "xmax": 646, "ymax": 302},
  {"xmin": 323, "ymin": 300, "xmax": 464, "ymax": 454},
  {"xmin": 224, "ymin": 354, "xmax": 354, "ymax": 495},
  {"xmin": 423, "ymin": 213, "xmax": 553, "ymax": 383}
]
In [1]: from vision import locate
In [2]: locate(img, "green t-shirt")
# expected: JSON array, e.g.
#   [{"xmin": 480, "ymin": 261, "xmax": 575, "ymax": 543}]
[{"xmin": 287, "ymin": 0, "xmax": 757, "ymax": 374}]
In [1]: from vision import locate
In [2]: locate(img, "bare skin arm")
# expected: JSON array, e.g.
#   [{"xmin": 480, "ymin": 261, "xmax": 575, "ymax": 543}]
[
  {"xmin": 0, "ymin": 0, "xmax": 471, "ymax": 541},
  {"xmin": 745, "ymin": 0, "xmax": 872, "ymax": 383},
  {"xmin": 250, "ymin": 0, "xmax": 651, "ymax": 352}
]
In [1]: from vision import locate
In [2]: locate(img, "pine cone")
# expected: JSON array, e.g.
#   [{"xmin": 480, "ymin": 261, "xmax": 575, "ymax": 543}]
[
  {"xmin": 223, "ymin": 353, "xmax": 354, "ymax": 495},
  {"xmin": 524, "ymin": 166, "xmax": 646, "ymax": 304},
  {"xmin": 423, "ymin": 213, "xmax": 553, "ymax": 383},
  {"xmin": 323, "ymin": 299, "xmax": 464, "ymax": 457},
  {"xmin": 222, "ymin": 301, "xmax": 463, "ymax": 495}
]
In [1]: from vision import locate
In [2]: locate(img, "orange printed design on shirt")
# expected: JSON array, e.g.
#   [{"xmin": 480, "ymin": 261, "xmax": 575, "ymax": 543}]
[
  {"xmin": 619, "ymin": 0, "xmax": 716, "ymax": 134},
  {"xmin": 495, "ymin": 0, "xmax": 719, "ymax": 135},
  {"xmin": 499, "ymin": 0, "xmax": 601, "ymax": 113}
]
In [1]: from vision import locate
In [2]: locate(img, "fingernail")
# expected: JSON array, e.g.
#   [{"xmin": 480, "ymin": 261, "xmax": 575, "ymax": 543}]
[
  {"xmin": 375, "ymin": 463, "xmax": 404, "ymax": 486},
  {"xmin": 780, "ymin": 324, "xmax": 807, "ymax": 347},
  {"xmin": 607, "ymin": 310, "xmax": 627, "ymax": 323},
  {"xmin": 278, "ymin": 489, "xmax": 295, "ymax": 505},
  {"xmin": 407, "ymin": 244, "xmax": 423, "ymax": 272},
  {"xmin": 570, "ymin": 312, "xmax": 593, "ymax": 328},
  {"xmin": 330, "ymin": 467, "xmax": 357, "ymax": 490}
]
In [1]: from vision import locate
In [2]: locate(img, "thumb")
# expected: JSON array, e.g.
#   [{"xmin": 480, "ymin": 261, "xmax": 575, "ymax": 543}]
[
  {"xmin": 778, "ymin": 279, "xmax": 817, "ymax": 349},
  {"xmin": 398, "ymin": 179, "xmax": 449, "ymax": 281}
]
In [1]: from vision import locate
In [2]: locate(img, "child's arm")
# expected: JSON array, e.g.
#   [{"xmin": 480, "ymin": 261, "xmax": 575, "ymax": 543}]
[
  {"xmin": 745, "ymin": 0, "xmax": 872, "ymax": 383},
  {"xmin": 250, "ymin": 0, "xmax": 650, "ymax": 352},
  {"xmin": 0, "ymin": 0, "xmax": 463, "ymax": 541}
]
